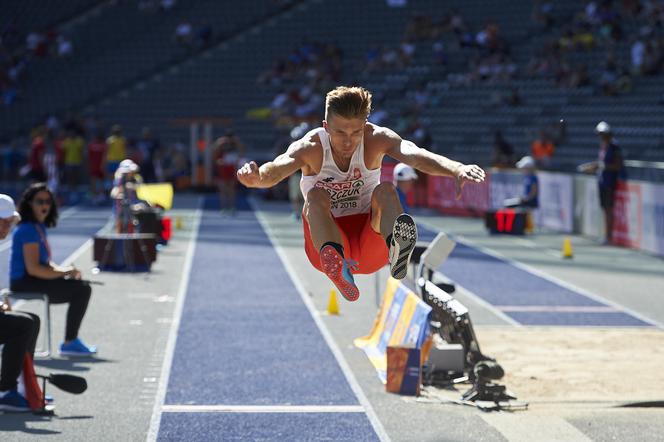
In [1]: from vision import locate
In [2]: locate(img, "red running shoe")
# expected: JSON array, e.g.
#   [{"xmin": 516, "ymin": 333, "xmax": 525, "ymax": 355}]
[{"xmin": 320, "ymin": 245, "xmax": 360, "ymax": 301}]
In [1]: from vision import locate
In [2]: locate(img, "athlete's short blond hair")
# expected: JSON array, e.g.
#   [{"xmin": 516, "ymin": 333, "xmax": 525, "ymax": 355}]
[{"xmin": 325, "ymin": 86, "xmax": 372, "ymax": 120}]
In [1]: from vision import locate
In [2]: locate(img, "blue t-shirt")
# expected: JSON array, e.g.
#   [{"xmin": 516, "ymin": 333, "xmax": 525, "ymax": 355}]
[
  {"xmin": 598, "ymin": 142, "xmax": 625, "ymax": 189},
  {"xmin": 522, "ymin": 174, "xmax": 539, "ymax": 208},
  {"xmin": 10, "ymin": 222, "xmax": 49, "ymax": 281}
]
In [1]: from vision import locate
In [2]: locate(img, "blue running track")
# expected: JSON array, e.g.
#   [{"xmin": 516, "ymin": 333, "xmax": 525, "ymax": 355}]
[
  {"xmin": 157, "ymin": 200, "xmax": 379, "ymax": 441},
  {"xmin": 417, "ymin": 224, "xmax": 652, "ymax": 327}
]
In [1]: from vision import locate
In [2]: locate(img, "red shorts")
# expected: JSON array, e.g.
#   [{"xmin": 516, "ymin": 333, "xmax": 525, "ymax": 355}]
[{"xmin": 303, "ymin": 212, "xmax": 388, "ymax": 275}]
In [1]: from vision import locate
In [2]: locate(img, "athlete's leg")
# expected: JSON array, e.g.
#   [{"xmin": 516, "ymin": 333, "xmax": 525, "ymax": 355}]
[
  {"xmin": 304, "ymin": 187, "xmax": 343, "ymax": 250},
  {"xmin": 369, "ymin": 182, "xmax": 402, "ymax": 237},
  {"xmin": 369, "ymin": 183, "xmax": 417, "ymax": 279},
  {"xmin": 304, "ymin": 187, "xmax": 359, "ymax": 301}
]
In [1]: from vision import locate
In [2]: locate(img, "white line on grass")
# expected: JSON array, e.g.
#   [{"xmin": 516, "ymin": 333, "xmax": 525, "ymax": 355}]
[
  {"xmin": 251, "ymin": 199, "xmax": 391, "ymax": 442},
  {"xmin": 147, "ymin": 199, "xmax": 202, "ymax": 442},
  {"xmin": 162, "ymin": 405, "xmax": 365, "ymax": 413}
]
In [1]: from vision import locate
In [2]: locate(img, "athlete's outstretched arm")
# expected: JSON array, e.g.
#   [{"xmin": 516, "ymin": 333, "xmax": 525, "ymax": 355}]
[
  {"xmin": 236, "ymin": 141, "xmax": 306, "ymax": 189},
  {"xmin": 380, "ymin": 126, "xmax": 486, "ymax": 197}
]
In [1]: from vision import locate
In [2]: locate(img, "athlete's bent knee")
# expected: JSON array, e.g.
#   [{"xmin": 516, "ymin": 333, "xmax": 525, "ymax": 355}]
[
  {"xmin": 305, "ymin": 188, "xmax": 331, "ymax": 215},
  {"xmin": 371, "ymin": 182, "xmax": 399, "ymax": 205}
]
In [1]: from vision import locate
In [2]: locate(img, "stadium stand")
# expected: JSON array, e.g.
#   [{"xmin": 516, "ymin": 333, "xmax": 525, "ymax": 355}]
[{"xmin": 1, "ymin": 0, "xmax": 662, "ymax": 183}]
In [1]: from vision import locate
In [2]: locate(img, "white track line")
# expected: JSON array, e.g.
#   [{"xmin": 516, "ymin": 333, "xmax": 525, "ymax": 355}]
[
  {"xmin": 448, "ymin": 280, "xmax": 522, "ymax": 327},
  {"xmin": 147, "ymin": 199, "xmax": 202, "ymax": 442},
  {"xmin": 418, "ymin": 220, "xmax": 662, "ymax": 329},
  {"xmin": 480, "ymin": 413, "xmax": 593, "ymax": 442},
  {"xmin": 252, "ymin": 200, "xmax": 391, "ymax": 442},
  {"xmin": 0, "ymin": 206, "xmax": 81, "ymax": 253},
  {"xmin": 496, "ymin": 305, "xmax": 619, "ymax": 313},
  {"xmin": 162, "ymin": 405, "xmax": 365, "ymax": 413}
]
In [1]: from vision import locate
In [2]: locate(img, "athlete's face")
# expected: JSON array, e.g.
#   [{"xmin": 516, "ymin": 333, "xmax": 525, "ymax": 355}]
[{"xmin": 323, "ymin": 114, "xmax": 366, "ymax": 160}]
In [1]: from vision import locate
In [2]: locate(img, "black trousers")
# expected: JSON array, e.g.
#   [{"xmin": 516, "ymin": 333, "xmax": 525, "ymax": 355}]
[
  {"xmin": 0, "ymin": 311, "xmax": 40, "ymax": 391},
  {"xmin": 11, "ymin": 276, "xmax": 92, "ymax": 342}
]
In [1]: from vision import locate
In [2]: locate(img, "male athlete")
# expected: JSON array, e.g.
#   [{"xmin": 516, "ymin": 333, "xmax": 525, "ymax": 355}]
[{"xmin": 237, "ymin": 86, "xmax": 485, "ymax": 301}]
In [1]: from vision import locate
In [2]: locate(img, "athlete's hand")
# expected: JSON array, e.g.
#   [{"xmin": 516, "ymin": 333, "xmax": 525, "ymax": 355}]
[
  {"xmin": 454, "ymin": 164, "xmax": 486, "ymax": 199},
  {"xmin": 236, "ymin": 161, "xmax": 261, "ymax": 188}
]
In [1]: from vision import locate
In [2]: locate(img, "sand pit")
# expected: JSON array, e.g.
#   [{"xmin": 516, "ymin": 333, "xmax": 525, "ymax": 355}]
[{"xmin": 474, "ymin": 327, "xmax": 664, "ymax": 404}]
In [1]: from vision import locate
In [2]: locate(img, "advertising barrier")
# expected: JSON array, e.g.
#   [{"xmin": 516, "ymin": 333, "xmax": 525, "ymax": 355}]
[
  {"xmin": 427, "ymin": 176, "xmax": 490, "ymax": 217},
  {"xmin": 537, "ymin": 172, "xmax": 574, "ymax": 233},
  {"xmin": 488, "ymin": 170, "xmax": 523, "ymax": 209},
  {"xmin": 354, "ymin": 278, "xmax": 432, "ymax": 383}
]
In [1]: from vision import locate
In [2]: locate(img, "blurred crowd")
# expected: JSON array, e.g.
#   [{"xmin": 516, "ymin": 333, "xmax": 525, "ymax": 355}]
[
  {"xmin": 526, "ymin": 0, "xmax": 664, "ymax": 94},
  {"xmin": 0, "ymin": 115, "xmax": 190, "ymax": 205},
  {"xmin": 0, "ymin": 19, "xmax": 74, "ymax": 107}
]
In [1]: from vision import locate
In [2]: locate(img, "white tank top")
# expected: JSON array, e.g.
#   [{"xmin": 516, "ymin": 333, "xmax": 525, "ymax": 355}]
[{"xmin": 300, "ymin": 127, "xmax": 381, "ymax": 217}]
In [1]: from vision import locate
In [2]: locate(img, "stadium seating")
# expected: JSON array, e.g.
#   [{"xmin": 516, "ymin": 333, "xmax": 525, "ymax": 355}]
[{"xmin": 1, "ymin": 0, "xmax": 662, "ymax": 180}]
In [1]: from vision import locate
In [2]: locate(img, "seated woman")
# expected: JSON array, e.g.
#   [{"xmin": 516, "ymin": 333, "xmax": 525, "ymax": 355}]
[
  {"xmin": 10, "ymin": 183, "xmax": 97, "ymax": 357},
  {"xmin": 0, "ymin": 193, "xmax": 41, "ymax": 412}
]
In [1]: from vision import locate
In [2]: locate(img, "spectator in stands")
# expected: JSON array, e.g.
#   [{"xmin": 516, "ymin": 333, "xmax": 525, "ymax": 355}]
[
  {"xmin": 160, "ymin": 0, "xmax": 176, "ymax": 12},
  {"xmin": 0, "ymin": 193, "xmax": 41, "ymax": 412},
  {"xmin": 599, "ymin": 58, "xmax": 632, "ymax": 96},
  {"xmin": 10, "ymin": 183, "xmax": 97, "ymax": 356},
  {"xmin": 237, "ymin": 86, "xmax": 485, "ymax": 301},
  {"xmin": 531, "ymin": 0, "xmax": 554, "ymax": 33},
  {"xmin": 491, "ymin": 130, "xmax": 515, "ymax": 169},
  {"xmin": 56, "ymin": 35, "xmax": 73, "ymax": 58},
  {"xmin": 62, "ymin": 129, "xmax": 85, "ymax": 203},
  {"xmin": 530, "ymin": 129, "xmax": 554, "ymax": 168},
  {"xmin": 88, "ymin": 131, "xmax": 107, "ymax": 204},
  {"xmin": 631, "ymin": 35, "xmax": 646, "ymax": 75},
  {"xmin": 578, "ymin": 121, "xmax": 625, "ymax": 245},
  {"xmin": 106, "ymin": 125, "xmax": 127, "ymax": 186},
  {"xmin": 392, "ymin": 163, "xmax": 418, "ymax": 214},
  {"xmin": 214, "ymin": 130, "xmax": 244, "ymax": 215},
  {"xmin": 174, "ymin": 22, "xmax": 193, "ymax": 47}
]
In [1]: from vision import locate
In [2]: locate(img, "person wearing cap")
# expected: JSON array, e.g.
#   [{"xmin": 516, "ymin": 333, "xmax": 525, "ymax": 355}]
[
  {"xmin": 110, "ymin": 159, "xmax": 143, "ymax": 232},
  {"xmin": 0, "ymin": 194, "xmax": 20, "ymax": 240},
  {"xmin": 578, "ymin": 121, "xmax": 625, "ymax": 244},
  {"xmin": 0, "ymin": 196, "xmax": 42, "ymax": 412},
  {"xmin": 514, "ymin": 155, "xmax": 539, "ymax": 209},
  {"xmin": 9, "ymin": 183, "xmax": 96, "ymax": 357},
  {"xmin": 392, "ymin": 163, "xmax": 418, "ymax": 214}
]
